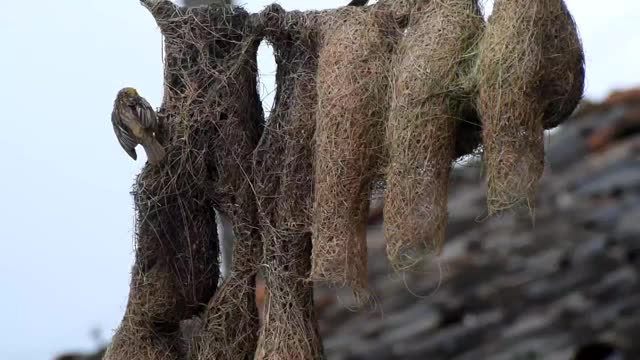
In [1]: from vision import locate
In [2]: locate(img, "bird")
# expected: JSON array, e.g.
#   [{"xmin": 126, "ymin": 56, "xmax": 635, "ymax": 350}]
[
  {"xmin": 180, "ymin": 0, "xmax": 235, "ymax": 7},
  {"xmin": 347, "ymin": 0, "xmax": 369, "ymax": 6},
  {"xmin": 111, "ymin": 87, "xmax": 166, "ymax": 165}
]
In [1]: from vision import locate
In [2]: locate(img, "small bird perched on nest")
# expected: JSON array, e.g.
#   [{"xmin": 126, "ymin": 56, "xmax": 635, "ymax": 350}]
[
  {"xmin": 348, "ymin": 0, "xmax": 369, "ymax": 6},
  {"xmin": 111, "ymin": 87, "xmax": 166, "ymax": 165},
  {"xmin": 180, "ymin": 0, "xmax": 234, "ymax": 7}
]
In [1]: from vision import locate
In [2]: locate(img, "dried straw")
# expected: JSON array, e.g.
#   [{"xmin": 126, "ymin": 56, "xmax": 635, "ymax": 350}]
[
  {"xmin": 253, "ymin": 5, "xmax": 324, "ymax": 359},
  {"xmin": 476, "ymin": 0, "xmax": 584, "ymax": 214},
  {"xmin": 310, "ymin": 5, "xmax": 398, "ymax": 297},
  {"xmin": 385, "ymin": 0, "xmax": 485, "ymax": 268}
]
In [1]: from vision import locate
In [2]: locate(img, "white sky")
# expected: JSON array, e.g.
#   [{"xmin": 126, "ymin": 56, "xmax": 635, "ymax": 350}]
[{"xmin": 0, "ymin": 0, "xmax": 638, "ymax": 358}]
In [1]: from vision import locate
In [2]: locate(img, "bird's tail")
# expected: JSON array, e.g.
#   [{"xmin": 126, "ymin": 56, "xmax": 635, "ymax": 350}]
[{"xmin": 141, "ymin": 135, "xmax": 166, "ymax": 165}]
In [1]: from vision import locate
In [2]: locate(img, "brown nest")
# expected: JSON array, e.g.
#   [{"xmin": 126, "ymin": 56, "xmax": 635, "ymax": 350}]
[
  {"xmin": 384, "ymin": 0, "xmax": 485, "ymax": 269},
  {"xmin": 108, "ymin": 1, "xmax": 264, "ymax": 359},
  {"xmin": 310, "ymin": 4, "xmax": 398, "ymax": 298},
  {"xmin": 252, "ymin": 5, "xmax": 325, "ymax": 359},
  {"xmin": 476, "ymin": 0, "xmax": 584, "ymax": 214},
  {"xmin": 173, "ymin": 5, "xmax": 265, "ymax": 360}
]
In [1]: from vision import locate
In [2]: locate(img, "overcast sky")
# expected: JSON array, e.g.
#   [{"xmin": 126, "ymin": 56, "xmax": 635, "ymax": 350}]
[{"xmin": 0, "ymin": 0, "xmax": 638, "ymax": 359}]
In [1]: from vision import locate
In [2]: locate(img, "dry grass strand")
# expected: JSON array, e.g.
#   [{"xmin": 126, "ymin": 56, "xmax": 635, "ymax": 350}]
[{"xmin": 385, "ymin": 0, "xmax": 485, "ymax": 269}]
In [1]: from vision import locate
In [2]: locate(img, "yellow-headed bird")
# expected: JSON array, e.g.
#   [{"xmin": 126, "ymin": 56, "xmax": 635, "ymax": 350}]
[{"xmin": 111, "ymin": 87, "xmax": 166, "ymax": 165}]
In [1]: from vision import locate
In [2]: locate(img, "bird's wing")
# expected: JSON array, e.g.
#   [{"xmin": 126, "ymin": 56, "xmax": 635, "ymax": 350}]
[
  {"xmin": 136, "ymin": 96, "xmax": 158, "ymax": 129},
  {"xmin": 112, "ymin": 109, "xmax": 138, "ymax": 160}
]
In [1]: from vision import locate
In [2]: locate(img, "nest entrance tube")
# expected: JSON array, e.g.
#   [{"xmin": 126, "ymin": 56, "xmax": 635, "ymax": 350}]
[
  {"xmin": 253, "ymin": 5, "xmax": 324, "ymax": 358},
  {"xmin": 173, "ymin": 7, "xmax": 265, "ymax": 360},
  {"xmin": 310, "ymin": 5, "xmax": 398, "ymax": 299},
  {"xmin": 104, "ymin": 169, "xmax": 219, "ymax": 360},
  {"xmin": 384, "ymin": 0, "xmax": 485, "ymax": 268}
]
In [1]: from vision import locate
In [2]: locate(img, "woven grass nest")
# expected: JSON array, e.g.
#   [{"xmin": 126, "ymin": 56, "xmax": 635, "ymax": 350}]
[
  {"xmin": 384, "ymin": 0, "xmax": 485, "ymax": 269},
  {"xmin": 477, "ymin": 0, "xmax": 584, "ymax": 214},
  {"xmin": 310, "ymin": 4, "xmax": 399, "ymax": 300}
]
